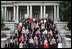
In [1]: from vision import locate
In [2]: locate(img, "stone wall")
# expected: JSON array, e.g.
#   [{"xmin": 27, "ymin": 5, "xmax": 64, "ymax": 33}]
[
  {"xmin": 55, "ymin": 22, "xmax": 71, "ymax": 48},
  {"xmin": 1, "ymin": 30, "xmax": 11, "ymax": 37},
  {"xmin": 4, "ymin": 22, "xmax": 17, "ymax": 32},
  {"xmin": 1, "ymin": 37, "xmax": 10, "ymax": 48}
]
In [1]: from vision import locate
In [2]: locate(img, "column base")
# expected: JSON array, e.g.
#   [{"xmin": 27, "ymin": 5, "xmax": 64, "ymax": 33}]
[
  {"xmin": 15, "ymin": 20, "xmax": 19, "ymax": 24},
  {"xmin": 54, "ymin": 19, "xmax": 57, "ymax": 24},
  {"xmin": 57, "ymin": 19, "xmax": 60, "ymax": 22}
]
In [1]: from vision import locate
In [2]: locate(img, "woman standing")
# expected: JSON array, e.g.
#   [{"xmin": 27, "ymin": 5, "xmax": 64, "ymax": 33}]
[
  {"xmin": 44, "ymin": 39, "xmax": 49, "ymax": 48},
  {"xmin": 23, "ymin": 41, "xmax": 27, "ymax": 48},
  {"xmin": 20, "ymin": 34, "xmax": 24, "ymax": 43},
  {"xmin": 44, "ymin": 42, "xmax": 49, "ymax": 48},
  {"xmin": 39, "ymin": 41, "xmax": 44, "ymax": 48},
  {"xmin": 49, "ymin": 40, "xmax": 53, "ymax": 48},
  {"xmin": 29, "ymin": 37, "xmax": 34, "ymax": 48},
  {"xmin": 36, "ymin": 40, "xmax": 38, "ymax": 48},
  {"xmin": 19, "ymin": 41, "xmax": 23, "ymax": 48}
]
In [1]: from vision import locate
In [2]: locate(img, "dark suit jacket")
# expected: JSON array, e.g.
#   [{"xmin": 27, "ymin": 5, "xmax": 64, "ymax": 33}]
[
  {"xmin": 9, "ymin": 42, "xmax": 14, "ymax": 48},
  {"xmin": 14, "ymin": 43, "xmax": 19, "ymax": 48}
]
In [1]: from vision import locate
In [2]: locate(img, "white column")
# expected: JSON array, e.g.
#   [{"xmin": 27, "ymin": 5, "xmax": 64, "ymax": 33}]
[
  {"xmin": 13, "ymin": 6, "xmax": 15, "ymax": 21},
  {"xmin": 16, "ymin": 6, "xmax": 19, "ymax": 23},
  {"xmin": 5, "ymin": 7, "xmax": 7, "ymax": 21},
  {"xmin": 57, "ymin": 5, "xmax": 59, "ymax": 21},
  {"xmin": 8, "ymin": 11, "xmax": 9, "ymax": 20},
  {"xmin": 2, "ymin": 7, "xmax": 3, "ymax": 16},
  {"xmin": 27, "ymin": 5, "xmax": 29, "ymax": 18},
  {"xmin": 40, "ymin": 5, "xmax": 42, "ymax": 19},
  {"xmin": 30, "ymin": 5, "xmax": 32, "ymax": 18},
  {"xmin": 44, "ymin": 5, "xmax": 46, "ymax": 19},
  {"xmin": 54, "ymin": 5, "xmax": 57, "ymax": 23}
]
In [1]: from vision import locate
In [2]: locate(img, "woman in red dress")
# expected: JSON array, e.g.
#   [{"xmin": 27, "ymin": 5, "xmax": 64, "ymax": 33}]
[
  {"xmin": 30, "ymin": 18, "xmax": 32, "ymax": 23},
  {"xmin": 44, "ymin": 42, "xmax": 49, "ymax": 48}
]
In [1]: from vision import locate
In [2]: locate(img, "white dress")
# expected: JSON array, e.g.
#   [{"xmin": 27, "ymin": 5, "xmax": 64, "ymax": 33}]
[
  {"xmin": 29, "ymin": 39, "xmax": 34, "ymax": 44},
  {"xmin": 19, "ymin": 42, "xmax": 23, "ymax": 48},
  {"xmin": 58, "ymin": 43, "xmax": 62, "ymax": 48}
]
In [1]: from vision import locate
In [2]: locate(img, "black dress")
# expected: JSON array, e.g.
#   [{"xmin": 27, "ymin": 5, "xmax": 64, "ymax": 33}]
[
  {"xmin": 14, "ymin": 42, "xmax": 19, "ymax": 48},
  {"xmin": 9, "ymin": 42, "xmax": 14, "ymax": 48},
  {"xmin": 23, "ymin": 44, "xmax": 27, "ymax": 48},
  {"xmin": 39, "ymin": 44, "xmax": 44, "ymax": 48},
  {"xmin": 49, "ymin": 44, "xmax": 53, "ymax": 48}
]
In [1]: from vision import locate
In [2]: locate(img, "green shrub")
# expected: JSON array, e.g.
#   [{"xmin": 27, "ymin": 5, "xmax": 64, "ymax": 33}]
[
  {"xmin": 62, "ymin": 25, "xmax": 69, "ymax": 31},
  {"xmin": 1, "ymin": 15, "xmax": 5, "ymax": 29},
  {"xmin": 1, "ymin": 15, "xmax": 4, "ymax": 24},
  {"xmin": 1, "ymin": 32, "xmax": 7, "ymax": 38},
  {"xmin": 60, "ymin": 1, "xmax": 71, "ymax": 21}
]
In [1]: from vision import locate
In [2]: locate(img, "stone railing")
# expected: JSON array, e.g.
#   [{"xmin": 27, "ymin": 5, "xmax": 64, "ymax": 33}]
[
  {"xmin": 1, "ymin": 30, "xmax": 11, "ymax": 37},
  {"xmin": 55, "ymin": 22, "xmax": 71, "ymax": 48},
  {"xmin": 1, "ymin": 37, "xmax": 10, "ymax": 48},
  {"xmin": 4, "ymin": 22, "xmax": 17, "ymax": 32},
  {"xmin": 1, "ymin": 22, "xmax": 18, "ymax": 48}
]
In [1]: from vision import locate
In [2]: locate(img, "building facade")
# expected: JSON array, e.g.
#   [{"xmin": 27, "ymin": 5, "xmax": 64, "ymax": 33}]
[{"xmin": 1, "ymin": 1, "xmax": 61, "ymax": 31}]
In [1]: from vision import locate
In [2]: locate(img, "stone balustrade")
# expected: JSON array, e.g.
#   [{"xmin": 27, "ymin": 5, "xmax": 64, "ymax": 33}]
[
  {"xmin": 1, "ymin": 37, "xmax": 10, "ymax": 48},
  {"xmin": 55, "ymin": 22, "xmax": 71, "ymax": 48}
]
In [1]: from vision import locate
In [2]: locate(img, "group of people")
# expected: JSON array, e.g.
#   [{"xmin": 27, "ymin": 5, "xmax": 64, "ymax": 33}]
[{"xmin": 5, "ymin": 18, "xmax": 61, "ymax": 48}]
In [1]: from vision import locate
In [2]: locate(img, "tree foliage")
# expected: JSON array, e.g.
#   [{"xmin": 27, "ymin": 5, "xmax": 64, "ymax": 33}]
[
  {"xmin": 59, "ymin": 1, "xmax": 71, "ymax": 30},
  {"xmin": 1, "ymin": 15, "xmax": 5, "ymax": 29},
  {"xmin": 1, "ymin": 15, "xmax": 4, "ymax": 24},
  {"xmin": 59, "ymin": 1, "xmax": 71, "ymax": 21}
]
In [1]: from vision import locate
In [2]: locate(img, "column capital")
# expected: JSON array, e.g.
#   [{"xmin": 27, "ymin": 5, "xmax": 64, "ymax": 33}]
[
  {"xmin": 27, "ymin": 5, "xmax": 29, "ymax": 6},
  {"xmin": 17, "ymin": 5, "xmax": 19, "ymax": 7},
  {"xmin": 54, "ymin": 5, "xmax": 57, "ymax": 7},
  {"xmin": 30, "ymin": 5, "xmax": 32, "ymax": 6},
  {"xmin": 5, "ymin": 6, "xmax": 7, "ymax": 8},
  {"xmin": 43, "ymin": 4, "xmax": 46, "ymax": 6}
]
